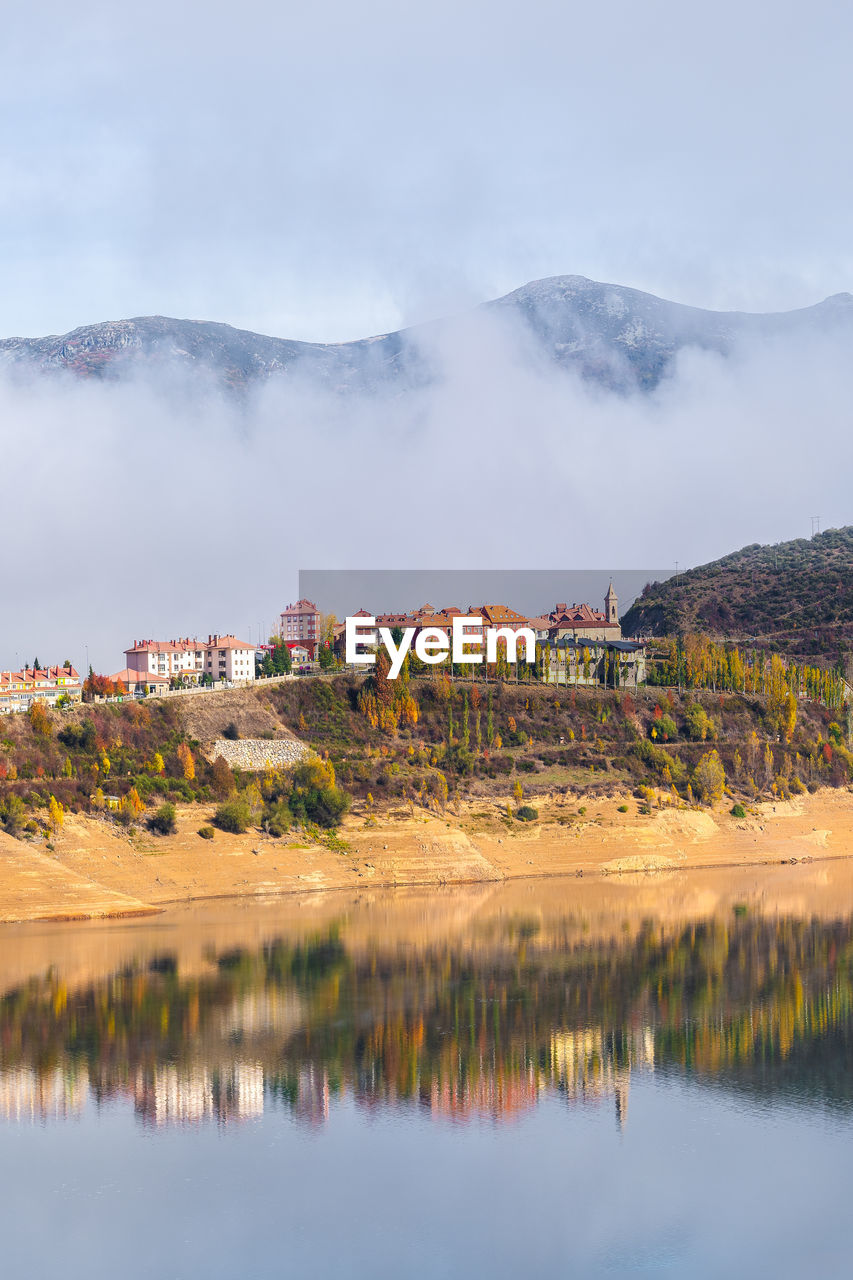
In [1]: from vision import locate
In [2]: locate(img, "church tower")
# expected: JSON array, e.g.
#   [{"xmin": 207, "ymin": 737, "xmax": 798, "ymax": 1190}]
[{"xmin": 605, "ymin": 581, "xmax": 618, "ymax": 625}]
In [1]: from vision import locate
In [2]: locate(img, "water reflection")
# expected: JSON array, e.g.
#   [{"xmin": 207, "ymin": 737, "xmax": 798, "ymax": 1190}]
[{"xmin": 2, "ymin": 866, "xmax": 852, "ymax": 1130}]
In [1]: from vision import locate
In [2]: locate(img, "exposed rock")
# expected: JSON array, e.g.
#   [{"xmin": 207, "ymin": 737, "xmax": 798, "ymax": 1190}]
[{"xmin": 209, "ymin": 739, "xmax": 310, "ymax": 770}]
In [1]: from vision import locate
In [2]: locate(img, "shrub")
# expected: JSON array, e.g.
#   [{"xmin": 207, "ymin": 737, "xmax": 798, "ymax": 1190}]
[
  {"xmin": 730, "ymin": 803, "xmax": 746, "ymax": 818},
  {"xmin": 263, "ymin": 800, "xmax": 292, "ymax": 838},
  {"xmin": 650, "ymin": 714, "xmax": 677, "ymax": 742},
  {"xmin": 148, "ymin": 803, "xmax": 177, "ymax": 835},
  {"xmin": 215, "ymin": 798, "xmax": 252, "ymax": 834},
  {"xmin": 515, "ymin": 805, "xmax": 539, "ymax": 822},
  {"xmin": 617, "ymin": 804, "xmax": 629, "ymax": 813},
  {"xmin": 0, "ymin": 795, "xmax": 24, "ymax": 835},
  {"xmin": 58, "ymin": 720, "xmax": 96, "ymax": 752},
  {"xmin": 198, "ymin": 825, "xmax": 215, "ymax": 840},
  {"xmin": 222, "ymin": 722, "xmax": 240, "ymax": 740},
  {"xmin": 290, "ymin": 758, "xmax": 351, "ymax": 829}
]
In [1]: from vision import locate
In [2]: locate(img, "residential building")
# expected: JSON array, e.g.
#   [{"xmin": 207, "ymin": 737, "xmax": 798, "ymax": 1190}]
[
  {"xmin": 0, "ymin": 664, "xmax": 82, "ymax": 713},
  {"xmin": 203, "ymin": 635, "xmax": 255, "ymax": 682},
  {"xmin": 125, "ymin": 638, "xmax": 207, "ymax": 683},
  {"xmin": 280, "ymin": 599, "xmax": 319, "ymax": 658},
  {"xmin": 108, "ymin": 668, "xmax": 172, "ymax": 695}
]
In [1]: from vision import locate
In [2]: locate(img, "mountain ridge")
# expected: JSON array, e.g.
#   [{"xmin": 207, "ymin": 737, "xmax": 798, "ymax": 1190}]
[
  {"xmin": 2, "ymin": 275, "xmax": 852, "ymax": 393},
  {"xmin": 622, "ymin": 526, "xmax": 853, "ymax": 663}
]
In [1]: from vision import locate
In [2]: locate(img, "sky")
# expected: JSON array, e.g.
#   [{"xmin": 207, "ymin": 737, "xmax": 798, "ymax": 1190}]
[
  {"xmin": 2, "ymin": 0, "xmax": 852, "ymax": 342},
  {"xmin": 2, "ymin": 0, "xmax": 852, "ymax": 669}
]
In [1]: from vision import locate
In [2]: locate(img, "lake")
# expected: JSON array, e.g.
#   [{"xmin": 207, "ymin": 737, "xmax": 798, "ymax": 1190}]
[{"xmin": 1, "ymin": 864, "xmax": 852, "ymax": 1278}]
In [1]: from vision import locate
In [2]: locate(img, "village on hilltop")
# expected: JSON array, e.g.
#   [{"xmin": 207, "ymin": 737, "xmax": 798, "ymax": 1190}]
[{"xmin": 0, "ymin": 587, "xmax": 647, "ymax": 714}]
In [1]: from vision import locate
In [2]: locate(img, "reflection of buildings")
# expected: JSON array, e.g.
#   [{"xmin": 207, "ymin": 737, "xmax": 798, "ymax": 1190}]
[
  {"xmin": 132, "ymin": 1063, "xmax": 265, "ymax": 1127},
  {"xmin": 550, "ymin": 1027, "xmax": 656, "ymax": 1129},
  {"xmin": 429, "ymin": 1068, "xmax": 542, "ymax": 1122},
  {"xmin": 0, "ymin": 1067, "xmax": 87, "ymax": 1122}
]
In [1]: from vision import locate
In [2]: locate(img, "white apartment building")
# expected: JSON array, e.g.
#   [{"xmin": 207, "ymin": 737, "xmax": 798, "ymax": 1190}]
[
  {"xmin": 125, "ymin": 638, "xmax": 207, "ymax": 683},
  {"xmin": 123, "ymin": 635, "xmax": 254, "ymax": 685},
  {"xmin": 203, "ymin": 635, "xmax": 255, "ymax": 682}
]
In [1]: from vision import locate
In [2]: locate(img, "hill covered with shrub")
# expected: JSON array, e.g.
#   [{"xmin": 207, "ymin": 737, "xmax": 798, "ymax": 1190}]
[
  {"xmin": 622, "ymin": 527, "xmax": 853, "ymax": 662},
  {"xmin": 2, "ymin": 670, "xmax": 850, "ymax": 847}
]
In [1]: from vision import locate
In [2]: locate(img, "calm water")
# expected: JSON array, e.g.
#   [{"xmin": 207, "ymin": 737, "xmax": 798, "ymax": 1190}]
[{"xmin": 1, "ymin": 866, "xmax": 853, "ymax": 1278}]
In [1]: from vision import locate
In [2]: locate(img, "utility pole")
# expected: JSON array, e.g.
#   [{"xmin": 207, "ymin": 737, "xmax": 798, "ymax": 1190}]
[{"xmin": 811, "ymin": 516, "xmax": 821, "ymax": 537}]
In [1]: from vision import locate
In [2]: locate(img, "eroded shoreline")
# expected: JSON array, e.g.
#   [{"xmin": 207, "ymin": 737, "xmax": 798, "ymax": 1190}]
[{"xmin": 1, "ymin": 786, "xmax": 851, "ymax": 925}]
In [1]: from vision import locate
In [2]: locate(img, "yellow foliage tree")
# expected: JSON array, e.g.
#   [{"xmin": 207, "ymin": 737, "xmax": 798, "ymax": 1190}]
[
  {"xmin": 693, "ymin": 750, "xmax": 725, "ymax": 805},
  {"xmin": 177, "ymin": 741, "xmax": 195, "ymax": 780},
  {"xmin": 123, "ymin": 787, "xmax": 145, "ymax": 818},
  {"xmin": 48, "ymin": 795, "xmax": 64, "ymax": 834}
]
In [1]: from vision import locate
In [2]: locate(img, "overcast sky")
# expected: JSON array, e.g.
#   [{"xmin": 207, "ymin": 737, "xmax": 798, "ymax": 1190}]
[
  {"xmin": 2, "ymin": 0, "xmax": 852, "ymax": 671},
  {"xmin": 2, "ymin": 0, "xmax": 852, "ymax": 342}
]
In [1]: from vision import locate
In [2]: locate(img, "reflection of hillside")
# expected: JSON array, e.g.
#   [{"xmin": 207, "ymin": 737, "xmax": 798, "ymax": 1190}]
[{"xmin": 1, "ymin": 906, "xmax": 852, "ymax": 1128}]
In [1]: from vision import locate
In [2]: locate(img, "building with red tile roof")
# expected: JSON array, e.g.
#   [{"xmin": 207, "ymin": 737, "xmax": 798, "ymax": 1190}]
[{"xmin": 0, "ymin": 663, "xmax": 82, "ymax": 713}]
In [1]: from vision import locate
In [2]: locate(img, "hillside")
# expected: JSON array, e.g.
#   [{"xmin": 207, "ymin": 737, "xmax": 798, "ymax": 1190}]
[
  {"xmin": 2, "ymin": 676, "xmax": 853, "ymax": 921},
  {"xmin": 622, "ymin": 527, "xmax": 853, "ymax": 662},
  {"xmin": 1, "ymin": 276, "xmax": 852, "ymax": 393},
  {"xmin": 1, "ymin": 671, "xmax": 849, "ymax": 840}
]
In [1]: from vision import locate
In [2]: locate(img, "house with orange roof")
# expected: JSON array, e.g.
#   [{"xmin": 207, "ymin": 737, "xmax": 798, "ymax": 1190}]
[{"xmin": 0, "ymin": 663, "xmax": 82, "ymax": 713}]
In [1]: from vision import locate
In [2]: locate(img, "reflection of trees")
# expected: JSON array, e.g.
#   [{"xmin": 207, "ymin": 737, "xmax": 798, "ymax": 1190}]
[{"xmin": 1, "ymin": 915, "xmax": 852, "ymax": 1125}]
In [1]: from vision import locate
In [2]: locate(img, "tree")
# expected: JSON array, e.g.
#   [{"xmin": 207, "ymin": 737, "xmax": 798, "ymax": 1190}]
[
  {"xmin": 211, "ymin": 757, "xmax": 236, "ymax": 799},
  {"xmin": 48, "ymin": 793, "xmax": 64, "ymax": 834},
  {"xmin": 122, "ymin": 787, "xmax": 145, "ymax": 819},
  {"xmin": 28, "ymin": 702, "xmax": 52, "ymax": 737},
  {"xmin": 781, "ymin": 692, "xmax": 797, "ymax": 743},
  {"xmin": 271, "ymin": 641, "xmax": 292, "ymax": 675},
  {"xmin": 693, "ymin": 750, "xmax": 725, "ymax": 805},
  {"xmin": 684, "ymin": 704, "xmax": 712, "ymax": 742},
  {"xmin": 177, "ymin": 741, "xmax": 195, "ymax": 780}
]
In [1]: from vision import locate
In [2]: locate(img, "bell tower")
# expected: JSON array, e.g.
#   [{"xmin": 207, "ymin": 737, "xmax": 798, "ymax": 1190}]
[{"xmin": 605, "ymin": 581, "xmax": 618, "ymax": 625}]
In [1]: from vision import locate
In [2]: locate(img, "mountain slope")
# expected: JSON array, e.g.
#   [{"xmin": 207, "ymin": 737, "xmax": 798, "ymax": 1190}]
[
  {"xmin": 2, "ymin": 276, "xmax": 852, "ymax": 392},
  {"xmin": 622, "ymin": 527, "xmax": 853, "ymax": 660}
]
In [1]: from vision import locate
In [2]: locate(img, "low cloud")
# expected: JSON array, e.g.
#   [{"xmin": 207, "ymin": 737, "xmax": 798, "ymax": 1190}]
[{"xmin": 2, "ymin": 308, "xmax": 851, "ymax": 671}]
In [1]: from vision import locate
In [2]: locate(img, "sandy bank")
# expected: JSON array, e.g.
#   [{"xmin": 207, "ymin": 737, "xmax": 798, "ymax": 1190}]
[{"xmin": 1, "ymin": 787, "xmax": 851, "ymax": 924}]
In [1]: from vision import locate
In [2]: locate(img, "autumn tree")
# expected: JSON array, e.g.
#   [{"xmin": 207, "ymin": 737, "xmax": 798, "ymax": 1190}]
[
  {"xmin": 48, "ymin": 795, "xmax": 65, "ymax": 834},
  {"xmin": 211, "ymin": 757, "xmax": 236, "ymax": 799},
  {"xmin": 177, "ymin": 741, "xmax": 195, "ymax": 780},
  {"xmin": 693, "ymin": 750, "xmax": 725, "ymax": 805},
  {"xmin": 28, "ymin": 702, "xmax": 51, "ymax": 738}
]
